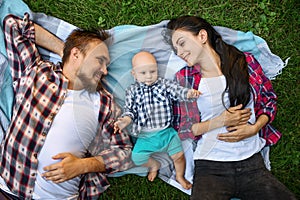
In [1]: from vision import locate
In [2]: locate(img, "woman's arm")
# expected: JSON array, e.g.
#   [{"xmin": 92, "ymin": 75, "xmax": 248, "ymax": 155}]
[
  {"xmin": 217, "ymin": 114, "xmax": 269, "ymax": 142},
  {"xmin": 34, "ymin": 23, "xmax": 64, "ymax": 57},
  {"xmin": 191, "ymin": 104, "xmax": 251, "ymax": 136}
]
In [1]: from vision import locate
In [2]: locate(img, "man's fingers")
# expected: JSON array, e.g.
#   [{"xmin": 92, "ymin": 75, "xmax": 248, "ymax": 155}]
[
  {"xmin": 43, "ymin": 173, "xmax": 65, "ymax": 183},
  {"xmin": 43, "ymin": 163, "xmax": 59, "ymax": 172},
  {"xmin": 52, "ymin": 152, "xmax": 70, "ymax": 160}
]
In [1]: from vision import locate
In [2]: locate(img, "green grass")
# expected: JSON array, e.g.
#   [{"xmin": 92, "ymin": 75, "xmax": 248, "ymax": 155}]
[{"xmin": 24, "ymin": 0, "xmax": 300, "ymax": 199}]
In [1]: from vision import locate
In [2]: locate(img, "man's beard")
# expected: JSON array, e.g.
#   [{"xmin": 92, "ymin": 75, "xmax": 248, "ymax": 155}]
[{"xmin": 76, "ymin": 72, "xmax": 100, "ymax": 93}]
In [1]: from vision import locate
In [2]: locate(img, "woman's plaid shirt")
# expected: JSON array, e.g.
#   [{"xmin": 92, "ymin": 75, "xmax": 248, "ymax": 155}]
[
  {"xmin": 173, "ymin": 52, "xmax": 281, "ymax": 146},
  {"xmin": 0, "ymin": 14, "xmax": 133, "ymax": 199}
]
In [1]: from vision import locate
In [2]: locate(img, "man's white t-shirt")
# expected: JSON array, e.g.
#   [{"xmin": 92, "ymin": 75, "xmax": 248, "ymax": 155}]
[{"xmin": 0, "ymin": 90, "xmax": 100, "ymax": 199}]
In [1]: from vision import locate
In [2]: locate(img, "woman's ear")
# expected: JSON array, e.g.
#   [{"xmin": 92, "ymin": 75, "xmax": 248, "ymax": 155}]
[{"xmin": 198, "ymin": 29, "xmax": 208, "ymax": 44}]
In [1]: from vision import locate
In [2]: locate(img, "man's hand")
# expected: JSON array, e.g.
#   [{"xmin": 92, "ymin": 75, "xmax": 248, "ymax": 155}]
[{"xmin": 42, "ymin": 153, "xmax": 84, "ymax": 183}]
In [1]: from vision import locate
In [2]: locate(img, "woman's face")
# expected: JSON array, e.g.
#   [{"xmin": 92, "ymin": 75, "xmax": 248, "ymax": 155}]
[{"xmin": 171, "ymin": 29, "xmax": 203, "ymax": 67}]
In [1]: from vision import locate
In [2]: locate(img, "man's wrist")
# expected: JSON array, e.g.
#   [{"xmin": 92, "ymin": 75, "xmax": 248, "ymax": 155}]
[{"xmin": 82, "ymin": 156, "xmax": 105, "ymax": 174}]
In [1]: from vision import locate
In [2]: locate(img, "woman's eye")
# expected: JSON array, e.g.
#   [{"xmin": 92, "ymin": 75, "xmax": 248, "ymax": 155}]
[{"xmin": 179, "ymin": 41, "xmax": 185, "ymax": 47}]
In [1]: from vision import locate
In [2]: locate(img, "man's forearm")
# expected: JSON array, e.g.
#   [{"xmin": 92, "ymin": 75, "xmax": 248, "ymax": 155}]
[
  {"xmin": 34, "ymin": 23, "xmax": 64, "ymax": 57},
  {"xmin": 81, "ymin": 156, "xmax": 106, "ymax": 174}
]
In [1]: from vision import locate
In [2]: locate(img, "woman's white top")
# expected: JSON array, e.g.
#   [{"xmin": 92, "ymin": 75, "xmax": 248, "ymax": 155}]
[{"xmin": 193, "ymin": 75, "xmax": 265, "ymax": 161}]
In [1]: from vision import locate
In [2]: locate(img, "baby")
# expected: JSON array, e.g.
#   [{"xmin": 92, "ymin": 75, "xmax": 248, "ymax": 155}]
[{"xmin": 114, "ymin": 51, "xmax": 200, "ymax": 189}]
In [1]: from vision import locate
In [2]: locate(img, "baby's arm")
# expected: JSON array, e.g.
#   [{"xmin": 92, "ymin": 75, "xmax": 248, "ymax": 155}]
[
  {"xmin": 114, "ymin": 116, "xmax": 132, "ymax": 133},
  {"xmin": 187, "ymin": 89, "xmax": 201, "ymax": 99}
]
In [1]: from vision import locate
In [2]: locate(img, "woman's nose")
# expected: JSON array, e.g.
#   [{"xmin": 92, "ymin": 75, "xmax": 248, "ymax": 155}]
[{"xmin": 177, "ymin": 48, "xmax": 184, "ymax": 57}]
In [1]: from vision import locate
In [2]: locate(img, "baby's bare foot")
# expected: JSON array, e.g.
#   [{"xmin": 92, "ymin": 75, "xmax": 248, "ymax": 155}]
[
  {"xmin": 176, "ymin": 176, "xmax": 192, "ymax": 190},
  {"xmin": 147, "ymin": 170, "xmax": 158, "ymax": 182}
]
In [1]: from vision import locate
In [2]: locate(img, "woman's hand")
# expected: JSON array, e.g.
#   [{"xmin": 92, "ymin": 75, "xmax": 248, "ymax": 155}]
[
  {"xmin": 191, "ymin": 104, "xmax": 251, "ymax": 137},
  {"xmin": 221, "ymin": 104, "xmax": 251, "ymax": 127},
  {"xmin": 218, "ymin": 114, "xmax": 269, "ymax": 142},
  {"xmin": 217, "ymin": 123, "xmax": 257, "ymax": 142}
]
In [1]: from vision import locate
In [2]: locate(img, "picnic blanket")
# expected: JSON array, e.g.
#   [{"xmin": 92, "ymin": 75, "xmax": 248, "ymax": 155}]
[{"xmin": 0, "ymin": 0, "xmax": 288, "ymax": 195}]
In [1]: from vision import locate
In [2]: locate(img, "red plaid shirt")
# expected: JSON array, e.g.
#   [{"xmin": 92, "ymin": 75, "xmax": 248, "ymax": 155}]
[
  {"xmin": 0, "ymin": 14, "xmax": 133, "ymax": 200},
  {"xmin": 173, "ymin": 52, "xmax": 281, "ymax": 146}
]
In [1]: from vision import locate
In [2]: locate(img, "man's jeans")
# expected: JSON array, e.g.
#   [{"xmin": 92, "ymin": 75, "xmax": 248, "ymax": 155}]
[{"xmin": 191, "ymin": 153, "xmax": 297, "ymax": 200}]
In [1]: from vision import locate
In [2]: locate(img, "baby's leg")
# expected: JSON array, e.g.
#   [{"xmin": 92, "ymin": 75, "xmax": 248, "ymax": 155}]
[
  {"xmin": 171, "ymin": 151, "xmax": 192, "ymax": 190},
  {"xmin": 142, "ymin": 157, "xmax": 161, "ymax": 182}
]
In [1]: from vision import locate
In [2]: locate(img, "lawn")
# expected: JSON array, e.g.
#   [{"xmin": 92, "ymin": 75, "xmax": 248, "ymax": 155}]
[{"xmin": 23, "ymin": 0, "xmax": 300, "ymax": 199}]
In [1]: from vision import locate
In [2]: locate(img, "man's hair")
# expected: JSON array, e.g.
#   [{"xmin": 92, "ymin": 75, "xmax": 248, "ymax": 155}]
[{"xmin": 61, "ymin": 28, "xmax": 110, "ymax": 65}]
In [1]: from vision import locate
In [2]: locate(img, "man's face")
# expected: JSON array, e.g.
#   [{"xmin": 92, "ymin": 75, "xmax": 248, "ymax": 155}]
[{"xmin": 75, "ymin": 41, "xmax": 110, "ymax": 92}]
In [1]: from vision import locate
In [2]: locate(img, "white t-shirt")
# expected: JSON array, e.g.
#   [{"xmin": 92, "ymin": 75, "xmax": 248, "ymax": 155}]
[
  {"xmin": 0, "ymin": 89, "xmax": 100, "ymax": 199},
  {"xmin": 193, "ymin": 75, "xmax": 265, "ymax": 161}
]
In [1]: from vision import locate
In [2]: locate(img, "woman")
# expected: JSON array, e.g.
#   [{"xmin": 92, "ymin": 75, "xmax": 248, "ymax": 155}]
[{"xmin": 164, "ymin": 16, "xmax": 296, "ymax": 200}]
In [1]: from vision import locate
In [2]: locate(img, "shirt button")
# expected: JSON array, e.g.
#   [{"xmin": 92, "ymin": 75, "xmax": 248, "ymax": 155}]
[
  {"xmin": 31, "ymin": 173, "xmax": 36, "ymax": 176},
  {"xmin": 258, "ymin": 78, "xmax": 262, "ymax": 84},
  {"xmin": 33, "ymin": 153, "xmax": 38, "ymax": 159}
]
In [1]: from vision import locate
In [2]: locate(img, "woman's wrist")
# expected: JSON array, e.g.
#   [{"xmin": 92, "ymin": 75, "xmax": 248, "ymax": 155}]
[{"xmin": 254, "ymin": 114, "xmax": 269, "ymax": 133}]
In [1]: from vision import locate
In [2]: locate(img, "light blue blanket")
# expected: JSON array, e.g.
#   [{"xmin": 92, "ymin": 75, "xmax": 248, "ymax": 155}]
[{"xmin": 0, "ymin": 0, "xmax": 287, "ymax": 195}]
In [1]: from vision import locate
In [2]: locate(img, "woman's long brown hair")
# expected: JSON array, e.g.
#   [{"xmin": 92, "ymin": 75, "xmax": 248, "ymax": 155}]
[{"xmin": 163, "ymin": 16, "xmax": 251, "ymax": 109}]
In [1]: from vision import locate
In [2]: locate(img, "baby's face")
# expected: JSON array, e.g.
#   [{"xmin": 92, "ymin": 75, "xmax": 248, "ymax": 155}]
[{"xmin": 132, "ymin": 63, "xmax": 158, "ymax": 86}]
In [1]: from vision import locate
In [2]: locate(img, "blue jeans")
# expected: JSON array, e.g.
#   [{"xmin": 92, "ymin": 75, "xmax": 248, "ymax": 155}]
[{"xmin": 191, "ymin": 153, "xmax": 296, "ymax": 200}]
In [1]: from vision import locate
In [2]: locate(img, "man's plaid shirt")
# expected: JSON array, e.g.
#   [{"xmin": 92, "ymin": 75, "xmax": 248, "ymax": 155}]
[
  {"xmin": 173, "ymin": 52, "xmax": 281, "ymax": 146},
  {"xmin": 0, "ymin": 14, "xmax": 133, "ymax": 199}
]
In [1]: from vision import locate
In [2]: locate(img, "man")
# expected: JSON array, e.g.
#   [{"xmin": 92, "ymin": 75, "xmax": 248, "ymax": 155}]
[{"xmin": 0, "ymin": 13, "xmax": 133, "ymax": 199}]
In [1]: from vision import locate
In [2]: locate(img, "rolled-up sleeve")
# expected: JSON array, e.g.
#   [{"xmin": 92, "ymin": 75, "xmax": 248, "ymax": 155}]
[
  {"xmin": 90, "ymin": 92, "xmax": 133, "ymax": 173},
  {"xmin": 4, "ymin": 13, "xmax": 41, "ymax": 81},
  {"xmin": 247, "ymin": 53, "xmax": 277, "ymax": 123}
]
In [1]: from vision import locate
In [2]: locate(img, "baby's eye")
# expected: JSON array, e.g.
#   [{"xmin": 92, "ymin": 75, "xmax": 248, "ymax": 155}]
[
  {"xmin": 150, "ymin": 70, "xmax": 156, "ymax": 74},
  {"xmin": 141, "ymin": 72, "xmax": 146, "ymax": 75}
]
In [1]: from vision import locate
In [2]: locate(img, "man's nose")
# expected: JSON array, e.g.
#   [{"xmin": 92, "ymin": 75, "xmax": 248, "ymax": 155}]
[{"xmin": 102, "ymin": 67, "xmax": 108, "ymax": 75}]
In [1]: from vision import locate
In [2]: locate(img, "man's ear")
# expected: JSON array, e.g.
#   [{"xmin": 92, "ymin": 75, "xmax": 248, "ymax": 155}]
[
  {"xmin": 70, "ymin": 47, "xmax": 81, "ymax": 61},
  {"xmin": 197, "ymin": 29, "xmax": 208, "ymax": 44}
]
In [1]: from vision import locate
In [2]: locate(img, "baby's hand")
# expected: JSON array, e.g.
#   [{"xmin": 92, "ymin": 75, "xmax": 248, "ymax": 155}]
[
  {"xmin": 187, "ymin": 89, "xmax": 201, "ymax": 99},
  {"xmin": 113, "ymin": 121, "xmax": 120, "ymax": 134},
  {"xmin": 114, "ymin": 116, "xmax": 132, "ymax": 134}
]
